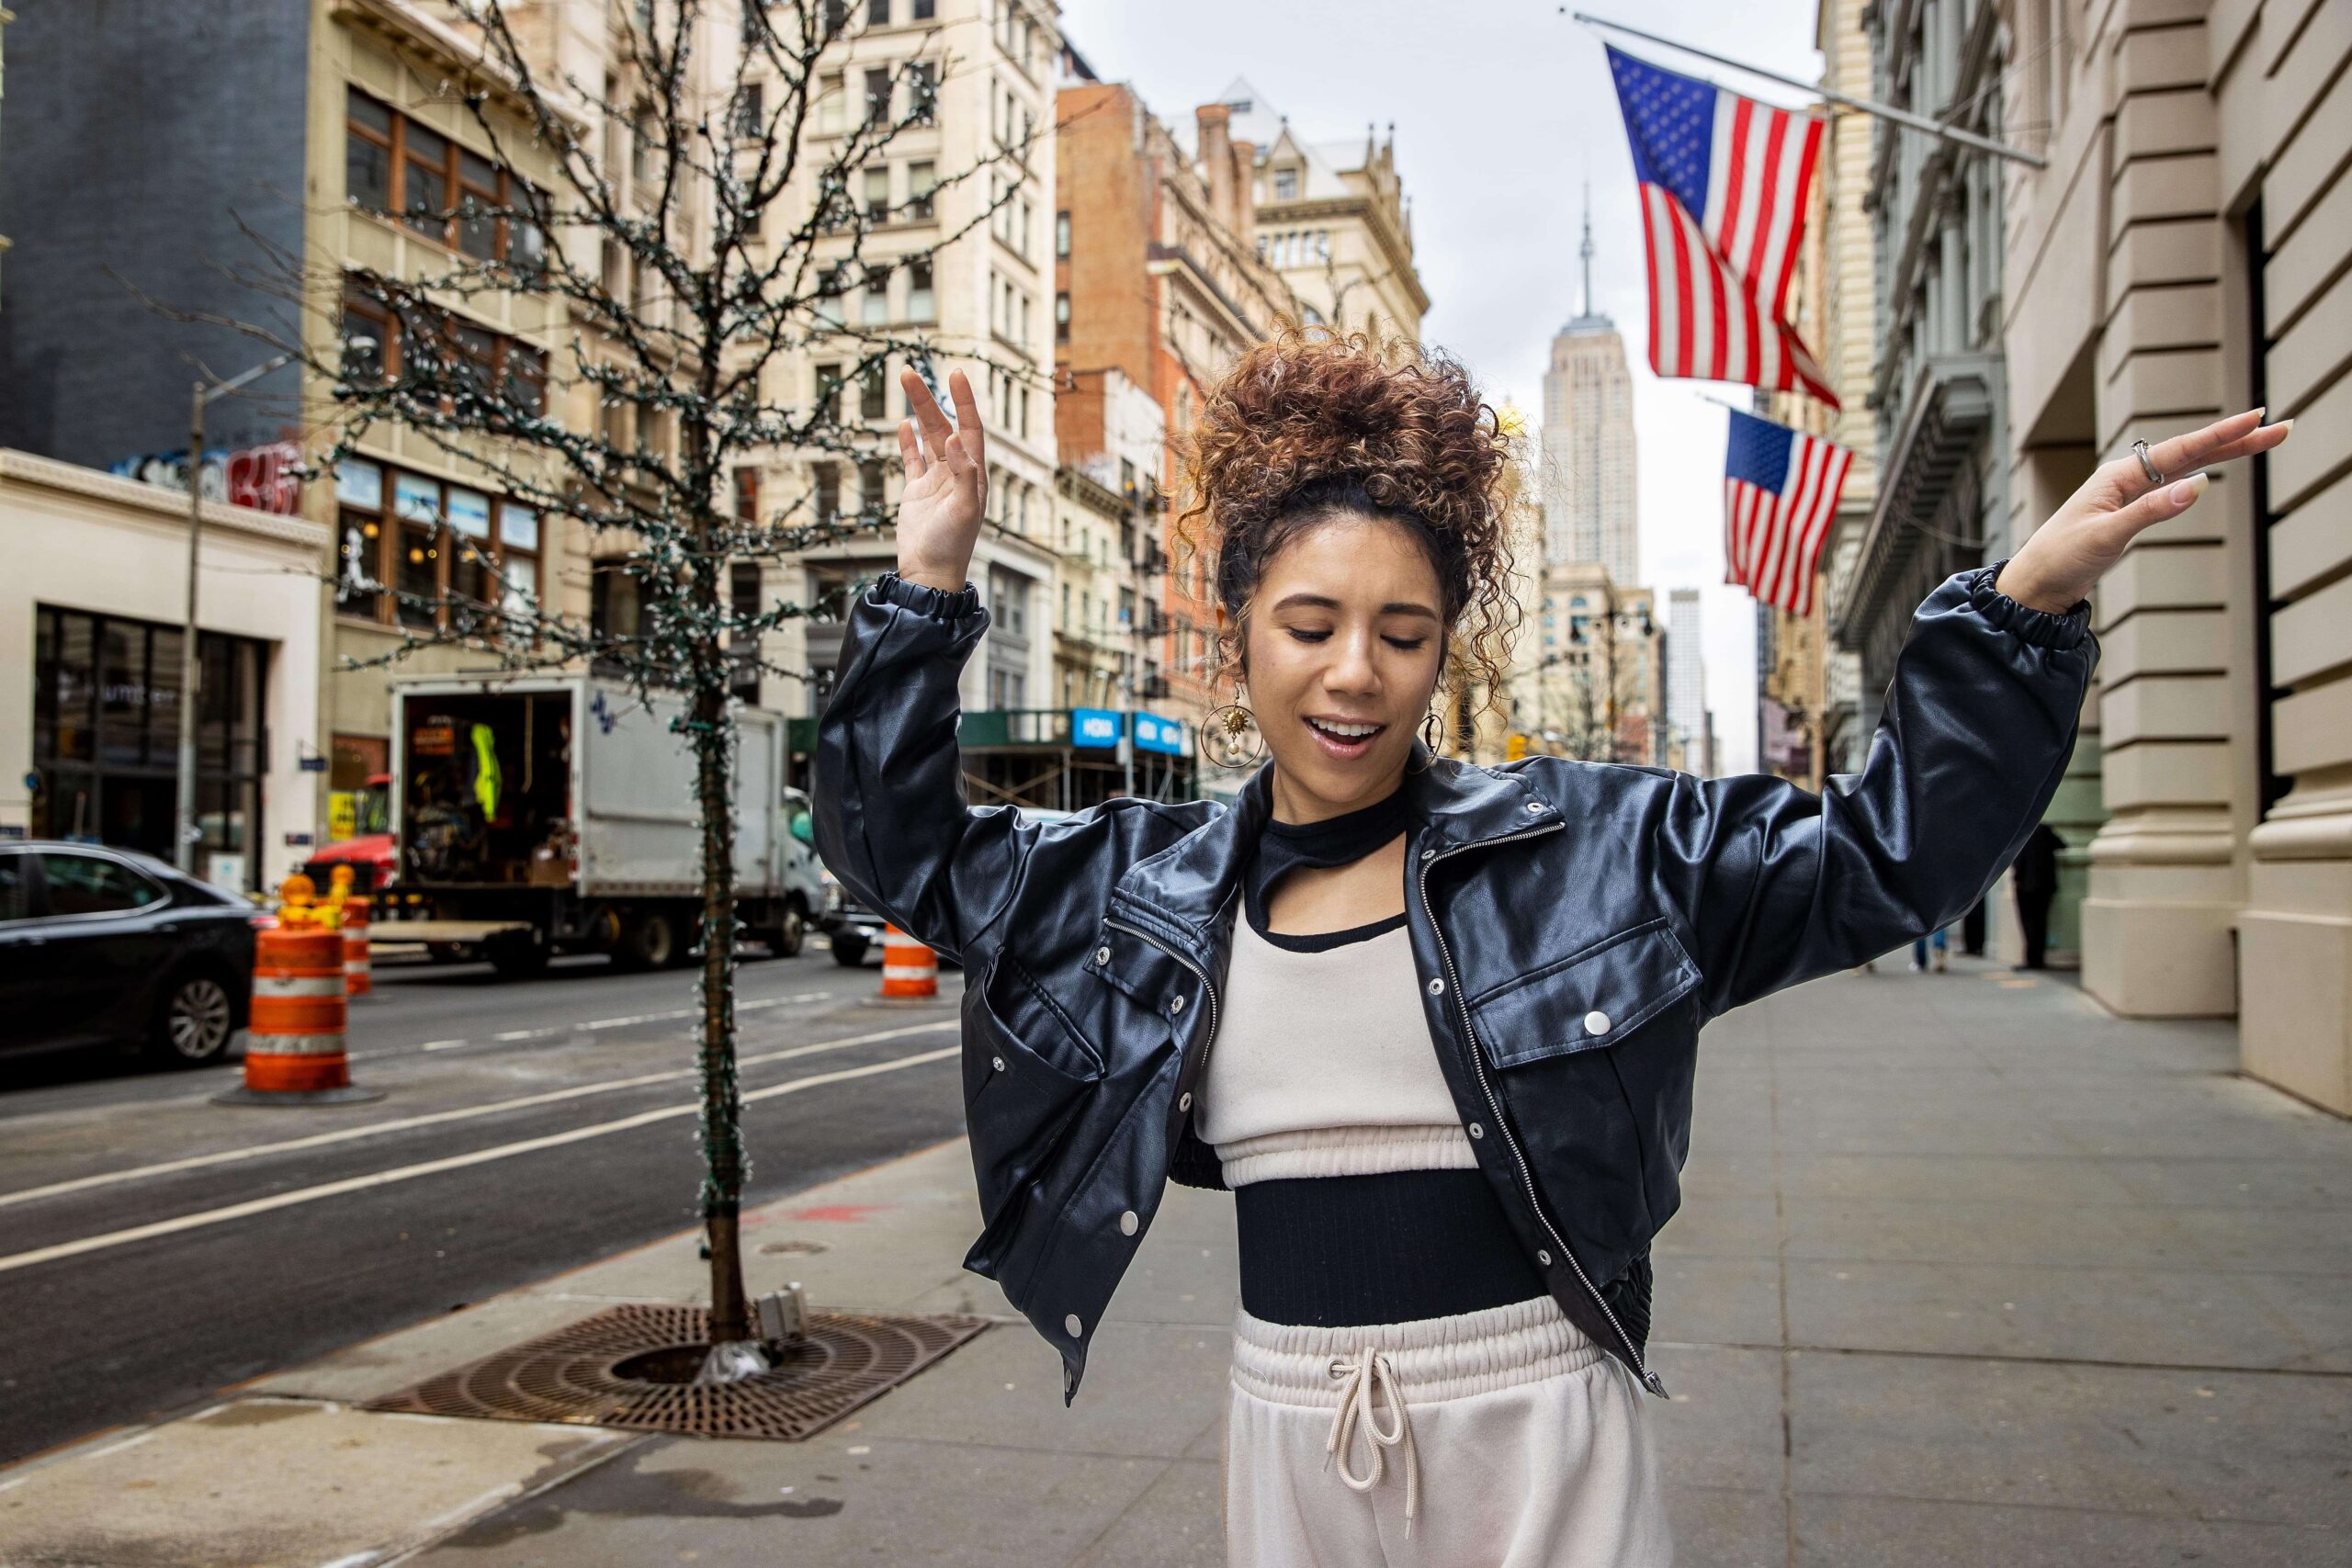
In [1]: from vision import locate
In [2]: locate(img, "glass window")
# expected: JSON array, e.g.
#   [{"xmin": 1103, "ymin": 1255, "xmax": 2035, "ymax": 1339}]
[
  {"xmin": 503, "ymin": 343, "xmax": 547, "ymax": 415},
  {"xmin": 40, "ymin": 852, "xmax": 164, "ymax": 917},
  {"xmin": 907, "ymin": 257, "xmax": 934, "ymax": 322},
  {"xmin": 865, "ymin": 67, "xmax": 890, "ymax": 124},
  {"xmin": 402, "ymin": 121, "xmax": 450, "ymax": 240},
  {"xmin": 0, "ymin": 853, "xmax": 28, "ymax": 924},
  {"xmin": 336, "ymin": 457, "xmax": 384, "ymax": 510},
  {"xmin": 865, "ymin": 166, "xmax": 890, "ymax": 221},
  {"xmin": 908, "ymin": 160, "xmax": 934, "ymax": 219},
  {"xmin": 499, "ymin": 501, "xmax": 540, "ymax": 554},
  {"xmin": 346, "ymin": 88, "xmax": 393, "ymax": 210},
  {"xmin": 861, "ymin": 362, "xmax": 887, "ymax": 419},
  {"xmin": 1055, "ymin": 209, "xmax": 1069, "ymax": 256},
  {"xmin": 457, "ymin": 148, "xmax": 501, "ymax": 259},
  {"xmin": 1273, "ymin": 166, "xmax": 1297, "ymax": 201}
]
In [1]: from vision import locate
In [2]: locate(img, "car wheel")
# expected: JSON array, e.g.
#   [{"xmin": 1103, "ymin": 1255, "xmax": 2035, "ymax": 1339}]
[
  {"xmin": 152, "ymin": 971, "xmax": 235, "ymax": 1066},
  {"xmin": 768, "ymin": 904, "xmax": 808, "ymax": 959},
  {"xmin": 831, "ymin": 932, "xmax": 868, "ymax": 967}
]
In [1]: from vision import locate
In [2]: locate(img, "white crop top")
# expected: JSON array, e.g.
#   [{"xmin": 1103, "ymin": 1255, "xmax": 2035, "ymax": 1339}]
[{"xmin": 1194, "ymin": 910, "xmax": 1477, "ymax": 1187}]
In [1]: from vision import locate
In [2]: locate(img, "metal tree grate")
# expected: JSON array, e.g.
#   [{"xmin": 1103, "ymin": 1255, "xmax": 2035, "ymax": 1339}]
[{"xmin": 365, "ymin": 1303, "xmax": 988, "ymax": 1441}]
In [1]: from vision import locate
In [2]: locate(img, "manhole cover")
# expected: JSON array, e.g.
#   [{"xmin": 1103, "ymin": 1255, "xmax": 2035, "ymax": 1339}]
[{"xmin": 364, "ymin": 1303, "xmax": 987, "ymax": 1441}]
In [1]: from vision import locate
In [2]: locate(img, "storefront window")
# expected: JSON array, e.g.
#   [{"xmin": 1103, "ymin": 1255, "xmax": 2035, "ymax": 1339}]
[
  {"xmin": 337, "ymin": 460, "xmax": 543, "ymax": 636},
  {"xmin": 30, "ymin": 605, "xmax": 267, "ymax": 890}
]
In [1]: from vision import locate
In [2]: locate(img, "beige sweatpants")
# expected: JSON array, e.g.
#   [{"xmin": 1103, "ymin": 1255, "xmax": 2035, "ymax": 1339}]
[{"xmin": 1224, "ymin": 1294, "xmax": 1671, "ymax": 1566}]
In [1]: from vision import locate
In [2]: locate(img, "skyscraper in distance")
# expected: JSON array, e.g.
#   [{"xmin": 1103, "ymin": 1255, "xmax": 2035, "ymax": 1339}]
[{"xmin": 1540, "ymin": 189, "xmax": 1638, "ymax": 586}]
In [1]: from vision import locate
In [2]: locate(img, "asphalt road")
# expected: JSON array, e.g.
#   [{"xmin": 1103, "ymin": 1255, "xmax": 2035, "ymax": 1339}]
[{"xmin": 0, "ymin": 941, "xmax": 967, "ymax": 1465}]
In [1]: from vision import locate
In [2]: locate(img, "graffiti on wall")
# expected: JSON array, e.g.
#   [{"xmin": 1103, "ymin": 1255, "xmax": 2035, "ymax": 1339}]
[{"xmin": 110, "ymin": 441, "xmax": 305, "ymax": 516}]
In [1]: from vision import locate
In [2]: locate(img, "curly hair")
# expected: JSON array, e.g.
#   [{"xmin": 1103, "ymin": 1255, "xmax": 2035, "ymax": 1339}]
[{"xmin": 1173, "ymin": 323, "xmax": 1528, "ymax": 732}]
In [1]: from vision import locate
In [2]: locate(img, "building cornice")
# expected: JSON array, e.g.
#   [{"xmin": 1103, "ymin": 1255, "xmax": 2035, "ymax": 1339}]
[{"xmin": 0, "ymin": 448, "xmax": 330, "ymax": 551}]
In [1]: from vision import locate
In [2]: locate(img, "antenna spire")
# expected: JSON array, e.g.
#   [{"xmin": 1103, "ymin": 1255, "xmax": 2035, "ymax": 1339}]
[{"xmin": 1578, "ymin": 181, "xmax": 1595, "ymax": 319}]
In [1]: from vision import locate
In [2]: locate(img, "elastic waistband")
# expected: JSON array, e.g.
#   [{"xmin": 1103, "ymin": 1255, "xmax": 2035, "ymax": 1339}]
[{"xmin": 1230, "ymin": 1293, "xmax": 1607, "ymax": 1407}]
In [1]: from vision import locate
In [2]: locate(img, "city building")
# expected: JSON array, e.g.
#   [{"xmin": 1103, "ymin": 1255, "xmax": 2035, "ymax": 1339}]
[
  {"xmin": 1055, "ymin": 59, "xmax": 1299, "ymax": 795},
  {"xmin": 1539, "ymin": 202, "xmax": 1639, "ymax": 586},
  {"xmin": 0, "ymin": 0, "xmax": 599, "ymax": 885},
  {"xmin": 1210, "ymin": 79, "xmax": 1430, "ymax": 344},
  {"xmin": 1666, "ymin": 587, "xmax": 1712, "ymax": 775},
  {"xmin": 0, "ymin": 453, "xmax": 326, "ymax": 888},
  {"xmin": 756, "ymin": 0, "xmax": 1063, "ymax": 765},
  {"xmin": 1811, "ymin": 0, "xmax": 1881, "ymax": 780},
  {"xmin": 1994, "ymin": 0, "xmax": 2352, "ymax": 1113}
]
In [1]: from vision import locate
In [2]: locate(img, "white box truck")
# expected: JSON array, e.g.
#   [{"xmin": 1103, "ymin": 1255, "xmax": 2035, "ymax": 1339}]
[{"xmin": 371, "ymin": 673, "xmax": 822, "ymax": 977}]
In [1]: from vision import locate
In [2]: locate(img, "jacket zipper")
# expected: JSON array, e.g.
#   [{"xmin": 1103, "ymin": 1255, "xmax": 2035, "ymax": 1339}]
[{"xmin": 1419, "ymin": 824, "xmax": 1670, "ymax": 1399}]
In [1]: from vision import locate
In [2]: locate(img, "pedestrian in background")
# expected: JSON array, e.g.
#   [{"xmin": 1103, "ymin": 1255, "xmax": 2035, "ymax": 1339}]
[
  {"xmin": 2013, "ymin": 821, "xmax": 2067, "ymax": 970},
  {"xmin": 814, "ymin": 336, "xmax": 2285, "ymax": 1565},
  {"xmin": 1912, "ymin": 924, "xmax": 1950, "ymax": 972},
  {"xmin": 1962, "ymin": 893, "xmax": 1988, "ymax": 956}
]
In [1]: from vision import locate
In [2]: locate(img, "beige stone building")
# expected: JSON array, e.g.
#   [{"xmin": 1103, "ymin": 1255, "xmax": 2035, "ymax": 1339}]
[
  {"xmin": 1211, "ymin": 79, "xmax": 1430, "ymax": 345},
  {"xmin": 1996, "ymin": 0, "xmax": 2352, "ymax": 1114}
]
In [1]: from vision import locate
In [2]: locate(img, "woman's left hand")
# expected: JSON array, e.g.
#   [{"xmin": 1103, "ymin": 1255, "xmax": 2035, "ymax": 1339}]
[{"xmin": 1994, "ymin": 409, "xmax": 2293, "ymax": 614}]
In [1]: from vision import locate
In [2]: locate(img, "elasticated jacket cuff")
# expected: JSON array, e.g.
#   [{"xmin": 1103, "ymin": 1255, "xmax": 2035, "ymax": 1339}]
[
  {"xmin": 866, "ymin": 569, "xmax": 980, "ymax": 622},
  {"xmin": 1968, "ymin": 558, "xmax": 2092, "ymax": 652}
]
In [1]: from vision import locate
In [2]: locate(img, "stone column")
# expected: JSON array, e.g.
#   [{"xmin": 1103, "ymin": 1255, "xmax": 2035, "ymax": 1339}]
[{"xmin": 2078, "ymin": 11, "xmax": 2243, "ymax": 1017}]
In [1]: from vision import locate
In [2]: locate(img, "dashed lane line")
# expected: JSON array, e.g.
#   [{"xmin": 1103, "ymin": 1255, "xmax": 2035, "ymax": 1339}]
[
  {"xmin": 0, "ymin": 1019, "xmax": 951, "ymax": 1213},
  {"xmin": 387, "ymin": 990, "xmax": 835, "ymax": 1056},
  {"xmin": 0, "ymin": 1044, "xmax": 960, "ymax": 1276}
]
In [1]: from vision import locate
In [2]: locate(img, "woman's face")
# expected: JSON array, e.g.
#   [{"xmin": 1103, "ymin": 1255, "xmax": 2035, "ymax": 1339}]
[{"xmin": 1241, "ymin": 511, "xmax": 1446, "ymax": 824}]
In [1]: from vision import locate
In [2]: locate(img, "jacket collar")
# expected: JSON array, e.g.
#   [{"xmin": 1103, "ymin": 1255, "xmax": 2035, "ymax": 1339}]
[{"xmin": 1106, "ymin": 739, "xmax": 1560, "ymax": 946}]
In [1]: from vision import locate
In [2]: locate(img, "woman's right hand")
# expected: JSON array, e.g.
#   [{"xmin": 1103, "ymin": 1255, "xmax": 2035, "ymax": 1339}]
[{"xmin": 894, "ymin": 367, "xmax": 988, "ymax": 593}]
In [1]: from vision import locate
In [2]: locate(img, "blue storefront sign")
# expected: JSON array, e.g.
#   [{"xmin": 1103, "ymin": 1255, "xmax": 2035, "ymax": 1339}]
[
  {"xmin": 1071, "ymin": 707, "xmax": 1123, "ymax": 749},
  {"xmin": 1132, "ymin": 712, "xmax": 1184, "ymax": 755}
]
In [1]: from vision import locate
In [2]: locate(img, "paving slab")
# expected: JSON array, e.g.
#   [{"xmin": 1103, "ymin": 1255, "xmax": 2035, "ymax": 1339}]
[
  {"xmin": 0, "ymin": 1397, "xmax": 628, "ymax": 1568},
  {"xmin": 1792, "ymin": 1492, "xmax": 2352, "ymax": 1568}
]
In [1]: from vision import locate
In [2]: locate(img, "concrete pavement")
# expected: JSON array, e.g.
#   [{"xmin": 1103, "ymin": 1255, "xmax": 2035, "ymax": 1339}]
[{"xmin": 2, "ymin": 954, "xmax": 2346, "ymax": 1565}]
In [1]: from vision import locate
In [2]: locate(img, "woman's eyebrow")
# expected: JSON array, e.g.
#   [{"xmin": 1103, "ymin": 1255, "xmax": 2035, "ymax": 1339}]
[{"xmin": 1268, "ymin": 592, "xmax": 1441, "ymax": 620}]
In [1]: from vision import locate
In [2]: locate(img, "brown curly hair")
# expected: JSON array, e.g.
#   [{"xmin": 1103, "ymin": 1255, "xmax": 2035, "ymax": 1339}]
[{"xmin": 1174, "ymin": 323, "xmax": 1528, "ymax": 731}]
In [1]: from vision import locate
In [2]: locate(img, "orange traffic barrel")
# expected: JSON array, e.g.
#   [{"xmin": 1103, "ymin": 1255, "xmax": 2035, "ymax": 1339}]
[
  {"xmin": 213, "ymin": 926, "xmax": 381, "ymax": 1106},
  {"xmin": 878, "ymin": 923, "xmax": 938, "ymax": 999},
  {"xmin": 343, "ymin": 896, "xmax": 373, "ymax": 998}
]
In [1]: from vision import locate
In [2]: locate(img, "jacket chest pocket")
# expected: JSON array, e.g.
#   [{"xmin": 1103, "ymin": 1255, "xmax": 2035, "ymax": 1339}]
[
  {"xmin": 1464, "ymin": 917, "xmax": 1700, "ymax": 1069},
  {"xmin": 967, "ymin": 949, "xmax": 1105, "ymax": 1222}
]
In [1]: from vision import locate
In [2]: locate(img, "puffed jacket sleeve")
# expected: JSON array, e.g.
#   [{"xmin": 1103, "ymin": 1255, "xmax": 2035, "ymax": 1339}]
[
  {"xmin": 1662, "ymin": 559, "xmax": 2098, "ymax": 1018},
  {"xmin": 811, "ymin": 570, "xmax": 1032, "ymax": 968}
]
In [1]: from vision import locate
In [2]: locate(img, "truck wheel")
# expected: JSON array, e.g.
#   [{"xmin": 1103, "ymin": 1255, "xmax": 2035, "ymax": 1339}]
[
  {"xmin": 830, "ymin": 932, "xmax": 868, "ymax": 967},
  {"xmin": 487, "ymin": 931, "xmax": 551, "ymax": 978},
  {"xmin": 617, "ymin": 909, "xmax": 682, "ymax": 971},
  {"xmin": 766, "ymin": 903, "xmax": 808, "ymax": 959}
]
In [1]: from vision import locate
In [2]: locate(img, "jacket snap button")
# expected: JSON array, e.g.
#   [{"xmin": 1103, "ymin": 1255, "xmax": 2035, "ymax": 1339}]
[
  {"xmin": 1065, "ymin": 1314, "xmax": 1082, "ymax": 1337},
  {"xmin": 1119, "ymin": 1210, "xmax": 1139, "ymax": 1235},
  {"xmin": 1419, "ymin": 847, "xmax": 1436, "ymax": 861},
  {"xmin": 1169, "ymin": 994, "xmax": 1185, "ymax": 1015},
  {"xmin": 1427, "ymin": 976, "xmax": 1444, "ymax": 996},
  {"xmin": 1467, "ymin": 1122, "xmax": 1483, "ymax": 1139},
  {"xmin": 1524, "ymin": 799, "xmax": 1544, "ymax": 813},
  {"xmin": 991, "ymin": 1055, "xmax": 1006, "ymax": 1072},
  {"xmin": 1094, "ymin": 945, "xmax": 1111, "ymax": 965},
  {"xmin": 1178, "ymin": 1091, "xmax": 1192, "ymax": 1112},
  {"xmin": 1584, "ymin": 1010, "xmax": 1611, "ymax": 1036},
  {"xmin": 1537, "ymin": 1248, "xmax": 1552, "ymax": 1266}
]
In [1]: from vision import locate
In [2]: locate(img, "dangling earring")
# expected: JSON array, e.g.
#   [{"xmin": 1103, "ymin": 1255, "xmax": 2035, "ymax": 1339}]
[
  {"xmin": 1419, "ymin": 709, "xmax": 1445, "ymax": 756},
  {"xmin": 1202, "ymin": 690, "xmax": 1264, "ymax": 769}
]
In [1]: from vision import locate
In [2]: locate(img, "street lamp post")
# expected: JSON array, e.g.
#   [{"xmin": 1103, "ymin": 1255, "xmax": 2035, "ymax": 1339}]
[{"xmin": 175, "ymin": 353, "xmax": 295, "ymax": 875}]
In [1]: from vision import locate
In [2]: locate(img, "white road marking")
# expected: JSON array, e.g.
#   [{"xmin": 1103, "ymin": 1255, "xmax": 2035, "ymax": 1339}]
[
  {"xmin": 0, "ymin": 1020, "xmax": 953, "ymax": 1213},
  {"xmin": 393, "ymin": 991, "xmax": 831, "ymax": 1055},
  {"xmin": 0, "ymin": 1046, "xmax": 958, "ymax": 1276}
]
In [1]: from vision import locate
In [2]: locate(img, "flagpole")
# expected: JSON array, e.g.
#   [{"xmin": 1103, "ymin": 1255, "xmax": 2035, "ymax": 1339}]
[{"xmin": 1568, "ymin": 10, "xmax": 2048, "ymax": 170}]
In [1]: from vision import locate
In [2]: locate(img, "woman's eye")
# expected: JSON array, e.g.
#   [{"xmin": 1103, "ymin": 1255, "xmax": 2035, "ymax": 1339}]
[
  {"xmin": 1385, "ymin": 637, "xmax": 1428, "ymax": 651},
  {"xmin": 1285, "ymin": 628, "xmax": 1331, "ymax": 644}
]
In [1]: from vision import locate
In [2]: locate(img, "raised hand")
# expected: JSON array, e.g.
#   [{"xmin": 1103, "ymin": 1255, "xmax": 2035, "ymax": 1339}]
[
  {"xmin": 894, "ymin": 367, "xmax": 988, "ymax": 593},
  {"xmin": 1996, "ymin": 409, "xmax": 2292, "ymax": 614}
]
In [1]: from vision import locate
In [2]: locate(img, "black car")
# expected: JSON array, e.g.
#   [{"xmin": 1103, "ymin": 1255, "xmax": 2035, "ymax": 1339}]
[{"xmin": 0, "ymin": 842, "xmax": 260, "ymax": 1067}]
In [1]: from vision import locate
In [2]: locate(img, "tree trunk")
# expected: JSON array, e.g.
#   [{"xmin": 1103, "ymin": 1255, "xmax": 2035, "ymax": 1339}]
[{"xmin": 691, "ymin": 583, "xmax": 750, "ymax": 1349}]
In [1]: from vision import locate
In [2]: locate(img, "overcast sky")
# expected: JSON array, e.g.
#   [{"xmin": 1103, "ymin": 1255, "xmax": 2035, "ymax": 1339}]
[{"xmin": 1055, "ymin": 0, "xmax": 1830, "ymax": 773}]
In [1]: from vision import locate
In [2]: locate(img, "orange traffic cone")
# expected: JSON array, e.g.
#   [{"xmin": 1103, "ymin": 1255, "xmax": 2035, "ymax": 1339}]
[
  {"xmin": 342, "ymin": 895, "xmax": 373, "ymax": 998},
  {"xmin": 878, "ymin": 923, "xmax": 938, "ymax": 999},
  {"xmin": 214, "ymin": 925, "xmax": 381, "ymax": 1105}
]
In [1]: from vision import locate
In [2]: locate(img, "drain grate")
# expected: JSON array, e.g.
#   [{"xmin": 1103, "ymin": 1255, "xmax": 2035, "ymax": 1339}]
[{"xmin": 365, "ymin": 1303, "xmax": 988, "ymax": 1441}]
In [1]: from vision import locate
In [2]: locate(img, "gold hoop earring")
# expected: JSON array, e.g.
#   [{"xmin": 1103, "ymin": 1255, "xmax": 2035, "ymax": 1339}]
[{"xmin": 1202, "ymin": 696, "xmax": 1263, "ymax": 769}]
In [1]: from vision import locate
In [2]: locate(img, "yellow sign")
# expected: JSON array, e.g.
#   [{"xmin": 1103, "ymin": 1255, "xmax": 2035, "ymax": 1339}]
[{"xmin": 327, "ymin": 791, "xmax": 360, "ymax": 843}]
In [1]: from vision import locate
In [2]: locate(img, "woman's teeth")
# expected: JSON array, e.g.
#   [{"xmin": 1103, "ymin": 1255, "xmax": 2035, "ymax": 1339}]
[{"xmin": 1306, "ymin": 717, "xmax": 1383, "ymax": 747}]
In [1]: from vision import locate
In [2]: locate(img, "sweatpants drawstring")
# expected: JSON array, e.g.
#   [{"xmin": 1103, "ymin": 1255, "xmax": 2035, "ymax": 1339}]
[{"xmin": 1323, "ymin": 1344, "xmax": 1421, "ymax": 1534}]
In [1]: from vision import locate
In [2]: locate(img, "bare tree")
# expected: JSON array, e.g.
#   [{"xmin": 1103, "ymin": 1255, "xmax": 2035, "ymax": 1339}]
[{"xmin": 167, "ymin": 0, "xmax": 1045, "ymax": 1376}]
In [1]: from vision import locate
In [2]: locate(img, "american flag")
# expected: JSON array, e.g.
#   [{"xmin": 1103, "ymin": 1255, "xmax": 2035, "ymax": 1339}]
[
  {"xmin": 1605, "ymin": 45, "xmax": 1838, "ymax": 408},
  {"xmin": 1724, "ymin": 409, "xmax": 1851, "ymax": 615}
]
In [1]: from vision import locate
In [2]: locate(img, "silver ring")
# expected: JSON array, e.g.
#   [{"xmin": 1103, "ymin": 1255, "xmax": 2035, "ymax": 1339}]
[{"xmin": 2132, "ymin": 439, "xmax": 2164, "ymax": 487}]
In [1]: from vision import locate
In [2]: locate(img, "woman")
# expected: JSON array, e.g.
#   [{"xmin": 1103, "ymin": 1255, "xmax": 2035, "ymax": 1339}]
[{"xmin": 810, "ymin": 330, "xmax": 2287, "ymax": 1565}]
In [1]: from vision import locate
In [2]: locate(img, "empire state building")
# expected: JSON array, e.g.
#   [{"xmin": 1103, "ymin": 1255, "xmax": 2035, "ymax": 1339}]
[{"xmin": 1540, "ymin": 198, "xmax": 1638, "ymax": 584}]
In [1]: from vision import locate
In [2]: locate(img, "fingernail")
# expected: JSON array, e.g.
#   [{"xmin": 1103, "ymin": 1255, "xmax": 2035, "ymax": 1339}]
[
  {"xmin": 2251, "ymin": 406, "xmax": 2267, "ymax": 423},
  {"xmin": 2170, "ymin": 473, "xmax": 2209, "ymax": 506}
]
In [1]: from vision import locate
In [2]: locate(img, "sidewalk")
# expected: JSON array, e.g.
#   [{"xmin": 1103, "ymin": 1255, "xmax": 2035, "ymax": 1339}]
[{"xmin": 3, "ymin": 956, "xmax": 2346, "ymax": 1566}]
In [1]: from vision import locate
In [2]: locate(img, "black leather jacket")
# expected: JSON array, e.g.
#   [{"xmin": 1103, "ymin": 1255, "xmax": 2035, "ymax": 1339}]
[{"xmin": 812, "ymin": 562, "xmax": 2096, "ymax": 1403}]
